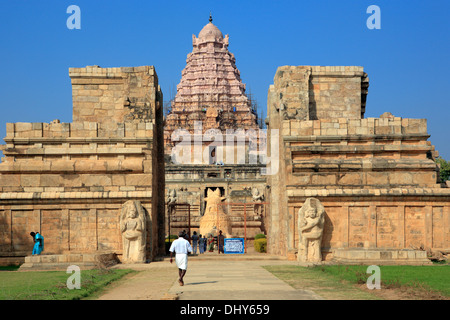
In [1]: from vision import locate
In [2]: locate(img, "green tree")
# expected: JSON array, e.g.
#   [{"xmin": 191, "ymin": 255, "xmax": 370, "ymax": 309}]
[{"xmin": 436, "ymin": 157, "xmax": 450, "ymax": 181}]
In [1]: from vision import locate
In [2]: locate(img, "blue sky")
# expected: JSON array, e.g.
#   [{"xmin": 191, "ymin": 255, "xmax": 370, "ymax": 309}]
[{"xmin": 0, "ymin": 0, "xmax": 449, "ymax": 158}]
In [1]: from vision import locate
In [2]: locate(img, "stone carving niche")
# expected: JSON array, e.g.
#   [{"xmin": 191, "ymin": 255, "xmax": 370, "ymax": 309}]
[
  {"xmin": 297, "ymin": 198, "xmax": 325, "ymax": 263},
  {"xmin": 120, "ymin": 200, "xmax": 147, "ymax": 263}
]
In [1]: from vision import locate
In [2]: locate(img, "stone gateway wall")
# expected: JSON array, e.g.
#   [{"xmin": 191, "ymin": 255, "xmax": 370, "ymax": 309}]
[
  {"xmin": 1, "ymin": 60, "xmax": 448, "ymax": 266},
  {"xmin": 0, "ymin": 66, "xmax": 165, "ymax": 262},
  {"xmin": 267, "ymin": 66, "xmax": 450, "ymax": 262}
]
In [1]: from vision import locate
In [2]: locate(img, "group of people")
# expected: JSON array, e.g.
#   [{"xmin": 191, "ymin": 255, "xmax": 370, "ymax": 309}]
[
  {"xmin": 169, "ymin": 229, "xmax": 226, "ymax": 286},
  {"xmin": 176, "ymin": 230, "xmax": 225, "ymax": 254},
  {"xmin": 190, "ymin": 232, "xmax": 207, "ymax": 254},
  {"xmin": 190, "ymin": 231, "xmax": 225, "ymax": 254}
]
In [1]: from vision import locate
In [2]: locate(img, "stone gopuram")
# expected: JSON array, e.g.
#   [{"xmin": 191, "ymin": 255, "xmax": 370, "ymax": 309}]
[
  {"xmin": 164, "ymin": 18, "xmax": 267, "ymax": 241},
  {"xmin": 0, "ymin": 66, "xmax": 165, "ymax": 268},
  {"xmin": 267, "ymin": 66, "xmax": 449, "ymax": 264},
  {"xmin": 164, "ymin": 18, "xmax": 260, "ymax": 146}
]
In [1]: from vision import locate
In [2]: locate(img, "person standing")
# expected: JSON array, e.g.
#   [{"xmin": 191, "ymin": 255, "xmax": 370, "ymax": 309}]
[
  {"xmin": 203, "ymin": 235, "xmax": 207, "ymax": 253},
  {"xmin": 207, "ymin": 234, "xmax": 214, "ymax": 252},
  {"xmin": 218, "ymin": 230, "xmax": 225, "ymax": 254},
  {"xmin": 198, "ymin": 234, "xmax": 205, "ymax": 254},
  {"xmin": 169, "ymin": 231, "xmax": 193, "ymax": 286},
  {"xmin": 191, "ymin": 231, "xmax": 199, "ymax": 255}
]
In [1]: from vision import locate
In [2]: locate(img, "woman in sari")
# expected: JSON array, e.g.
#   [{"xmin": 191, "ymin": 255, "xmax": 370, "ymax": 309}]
[
  {"xmin": 31, "ymin": 232, "xmax": 44, "ymax": 255},
  {"xmin": 207, "ymin": 234, "xmax": 214, "ymax": 252}
]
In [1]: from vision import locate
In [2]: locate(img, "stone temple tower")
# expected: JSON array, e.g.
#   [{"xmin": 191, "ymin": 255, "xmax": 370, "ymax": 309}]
[
  {"xmin": 164, "ymin": 15, "xmax": 260, "ymax": 155},
  {"xmin": 163, "ymin": 16, "xmax": 267, "ymax": 241}
]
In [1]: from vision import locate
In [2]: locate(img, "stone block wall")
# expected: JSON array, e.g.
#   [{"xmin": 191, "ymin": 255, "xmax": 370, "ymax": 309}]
[
  {"xmin": 0, "ymin": 121, "xmax": 157, "ymax": 259},
  {"xmin": 309, "ymin": 66, "xmax": 369, "ymax": 119},
  {"xmin": 0, "ymin": 121, "xmax": 154, "ymax": 194},
  {"xmin": 0, "ymin": 200, "xmax": 152, "ymax": 257},
  {"xmin": 70, "ymin": 66, "xmax": 160, "ymax": 123},
  {"xmin": 286, "ymin": 194, "xmax": 450, "ymax": 260},
  {"xmin": 0, "ymin": 66, "xmax": 165, "ymax": 260},
  {"xmin": 267, "ymin": 65, "xmax": 449, "ymax": 260},
  {"xmin": 271, "ymin": 66, "xmax": 368, "ymax": 122},
  {"xmin": 283, "ymin": 117, "xmax": 439, "ymax": 189}
]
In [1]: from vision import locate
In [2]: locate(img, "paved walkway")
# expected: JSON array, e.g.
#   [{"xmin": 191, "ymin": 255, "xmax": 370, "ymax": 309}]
[
  {"xmin": 98, "ymin": 252, "xmax": 323, "ymax": 300},
  {"xmin": 167, "ymin": 259, "xmax": 322, "ymax": 300}
]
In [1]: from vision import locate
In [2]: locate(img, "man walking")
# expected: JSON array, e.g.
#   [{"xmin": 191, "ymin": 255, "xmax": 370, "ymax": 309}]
[{"xmin": 169, "ymin": 231, "xmax": 193, "ymax": 286}]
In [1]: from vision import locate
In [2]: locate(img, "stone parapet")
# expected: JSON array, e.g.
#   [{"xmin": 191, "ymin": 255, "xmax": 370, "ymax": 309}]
[
  {"xmin": 309, "ymin": 65, "xmax": 365, "ymax": 75},
  {"xmin": 287, "ymin": 188, "xmax": 450, "ymax": 198},
  {"xmin": 0, "ymin": 191, "xmax": 152, "ymax": 201},
  {"xmin": 282, "ymin": 117, "xmax": 428, "ymax": 137},
  {"xmin": 5, "ymin": 121, "xmax": 154, "ymax": 139}
]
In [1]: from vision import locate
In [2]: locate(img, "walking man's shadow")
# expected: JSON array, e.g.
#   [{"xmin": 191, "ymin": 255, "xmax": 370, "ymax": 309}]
[{"xmin": 186, "ymin": 281, "xmax": 218, "ymax": 286}]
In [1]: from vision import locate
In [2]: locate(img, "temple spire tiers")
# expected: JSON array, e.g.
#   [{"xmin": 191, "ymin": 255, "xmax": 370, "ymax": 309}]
[{"xmin": 164, "ymin": 19, "xmax": 259, "ymax": 154}]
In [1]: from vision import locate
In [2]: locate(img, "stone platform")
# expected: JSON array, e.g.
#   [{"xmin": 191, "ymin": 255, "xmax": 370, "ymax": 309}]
[
  {"xmin": 331, "ymin": 248, "xmax": 432, "ymax": 265},
  {"xmin": 18, "ymin": 252, "xmax": 120, "ymax": 271}
]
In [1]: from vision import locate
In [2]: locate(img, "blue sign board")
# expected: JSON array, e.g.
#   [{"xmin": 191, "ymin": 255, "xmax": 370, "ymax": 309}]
[{"xmin": 224, "ymin": 238, "xmax": 245, "ymax": 254}]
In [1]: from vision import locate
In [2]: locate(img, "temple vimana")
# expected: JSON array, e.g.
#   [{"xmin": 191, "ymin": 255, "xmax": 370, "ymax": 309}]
[{"xmin": 0, "ymin": 17, "xmax": 448, "ymax": 268}]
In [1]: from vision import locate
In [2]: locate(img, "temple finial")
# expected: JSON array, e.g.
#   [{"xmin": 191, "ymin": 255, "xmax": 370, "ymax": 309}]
[{"xmin": 209, "ymin": 12, "xmax": 213, "ymax": 23}]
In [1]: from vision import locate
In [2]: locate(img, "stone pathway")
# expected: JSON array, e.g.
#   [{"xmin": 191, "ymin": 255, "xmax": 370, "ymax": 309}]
[
  {"xmin": 97, "ymin": 253, "xmax": 322, "ymax": 300},
  {"xmin": 168, "ymin": 259, "xmax": 322, "ymax": 300}
]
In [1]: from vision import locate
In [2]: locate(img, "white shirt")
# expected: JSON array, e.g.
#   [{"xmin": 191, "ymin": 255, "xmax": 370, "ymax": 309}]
[{"xmin": 169, "ymin": 237, "xmax": 193, "ymax": 254}]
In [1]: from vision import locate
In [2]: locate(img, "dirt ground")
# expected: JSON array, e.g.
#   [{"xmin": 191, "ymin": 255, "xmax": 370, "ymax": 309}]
[
  {"xmin": 356, "ymin": 283, "xmax": 449, "ymax": 300},
  {"xmin": 93, "ymin": 264, "xmax": 177, "ymax": 300}
]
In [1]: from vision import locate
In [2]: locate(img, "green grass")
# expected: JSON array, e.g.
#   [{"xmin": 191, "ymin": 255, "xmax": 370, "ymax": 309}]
[
  {"xmin": 265, "ymin": 264, "xmax": 450, "ymax": 300},
  {"xmin": 0, "ymin": 268, "xmax": 135, "ymax": 300},
  {"xmin": 264, "ymin": 265, "xmax": 380, "ymax": 300},
  {"xmin": 0, "ymin": 265, "xmax": 21, "ymax": 271},
  {"xmin": 311, "ymin": 265, "xmax": 450, "ymax": 297}
]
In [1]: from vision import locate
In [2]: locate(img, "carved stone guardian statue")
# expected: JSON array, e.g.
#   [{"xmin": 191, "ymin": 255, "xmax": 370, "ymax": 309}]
[
  {"xmin": 167, "ymin": 189, "xmax": 177, "ymax": 205},
  {"xmin": 251, "ymin": 187, "xmax": 264, "ymax": 202},
  {"xmin": 298, "ymin": 198, "xmax": 325, "ymax": 263},
  {"xmin": 120, "ymin": 200, "xmax": 146, "ymax": 263}
]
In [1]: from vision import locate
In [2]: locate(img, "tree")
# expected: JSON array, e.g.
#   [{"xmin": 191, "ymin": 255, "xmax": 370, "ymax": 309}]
[{"xmin": 436, "ymin": 157, "xmax": 450, "ymax": 182}]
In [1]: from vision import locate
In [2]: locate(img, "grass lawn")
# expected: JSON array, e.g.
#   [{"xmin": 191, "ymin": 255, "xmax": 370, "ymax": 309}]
[
  {"xmin": 312, "ymin": 264, "xmax": 450, "ymax": 297},
  {"xmin": 265, "ymin": 264, "xmax": 449, "ymax": 300},
  {"xmin": 0, "ymin": 267, "xmax": 135, "ymax": 300},
  {"xmin": 264, "ymin": 265, "xmax": 380, "ymax": 300}
]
